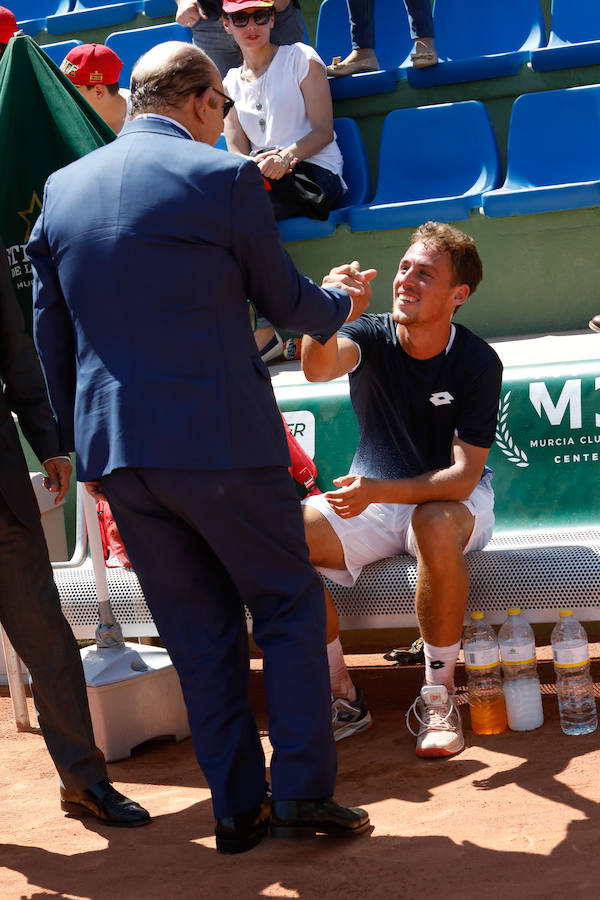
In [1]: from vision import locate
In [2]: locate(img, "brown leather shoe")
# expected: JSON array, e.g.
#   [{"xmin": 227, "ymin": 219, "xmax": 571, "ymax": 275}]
[
  {"xmin": 270, "ymin": 797, "xmax": 370, "ymax": 840},
  {"xmin": 60, "ymin": 778, "xmax": 151, "ymax": 827},
  {"xmin": 589, "ymin": 315, "xmax": 600, "ymax": 332}
]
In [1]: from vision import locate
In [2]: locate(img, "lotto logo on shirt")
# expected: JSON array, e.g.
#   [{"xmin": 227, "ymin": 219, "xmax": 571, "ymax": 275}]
[{"xmin": 429, "ymin": 391, "xmax": 454, "ymax": 406}]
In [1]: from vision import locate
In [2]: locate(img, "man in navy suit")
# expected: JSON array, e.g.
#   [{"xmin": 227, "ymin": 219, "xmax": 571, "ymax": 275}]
[{"xmin": 29, "ymin": 41, "xmax": 371, "ymax": 854}]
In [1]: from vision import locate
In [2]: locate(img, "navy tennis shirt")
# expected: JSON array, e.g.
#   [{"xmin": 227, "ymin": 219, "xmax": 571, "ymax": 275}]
[{"xmin": 338, "ymin": 313, "xmax": 503, "ymax": 480}]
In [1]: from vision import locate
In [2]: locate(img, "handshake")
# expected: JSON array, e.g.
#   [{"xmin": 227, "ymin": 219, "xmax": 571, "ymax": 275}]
[{"xmin": 322, "ymin": 260, "xmax": 377, "ymax": 323}]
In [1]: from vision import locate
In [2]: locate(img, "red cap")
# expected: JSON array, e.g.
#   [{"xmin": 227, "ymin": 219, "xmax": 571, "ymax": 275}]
[
  {"xmin": 222, "ymin": 0, "xmax": 274, "ymax": 12},
  {"xmin": 60, "ymin": 43, "xmax": 123, "ymax": 86},
  {"xmin": 0, "ymin": 7, "xmax": 17, "ymax": 44}
]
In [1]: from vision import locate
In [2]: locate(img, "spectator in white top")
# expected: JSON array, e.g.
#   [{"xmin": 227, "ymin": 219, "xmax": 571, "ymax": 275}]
[{"xmin": 223, "ymin": 0, "xmax": 345, "ymax": 360}]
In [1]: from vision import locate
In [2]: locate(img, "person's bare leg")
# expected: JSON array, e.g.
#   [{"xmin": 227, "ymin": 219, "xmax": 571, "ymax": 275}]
[
  {"xmin": 254, "ymin": 325, "xmax": 283, "ymax": 362},
  {"xmin": 411, "ymin": 501, "xmax": 475, "ymax": 689},
  {"xmin": 304, "ymin": 505, "xmax": 356, "ymax": 700}
]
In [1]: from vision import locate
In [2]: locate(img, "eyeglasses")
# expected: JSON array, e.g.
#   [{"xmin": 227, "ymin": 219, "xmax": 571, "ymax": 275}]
[
  {"xmin": 227, "ymin": 9, "xmax": 272, "ymax": 27},
  {"xmin": 212, "ymin": 86, "xmax": 235, "ymax": 118}
]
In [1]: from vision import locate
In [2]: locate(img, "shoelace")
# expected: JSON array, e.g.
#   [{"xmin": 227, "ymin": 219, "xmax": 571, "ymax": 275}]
[{"xmin": 405, "ymin": 695, "xmax": 457, "ymax": 737}]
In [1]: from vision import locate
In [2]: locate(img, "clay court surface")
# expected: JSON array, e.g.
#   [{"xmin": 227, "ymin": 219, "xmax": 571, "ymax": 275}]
[{"xmin": 2, "ymin": 644, "xmax": 600, "ymax": 899}]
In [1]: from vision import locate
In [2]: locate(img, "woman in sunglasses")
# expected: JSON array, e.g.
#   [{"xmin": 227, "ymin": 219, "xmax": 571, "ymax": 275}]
[
  {"xmin": 222, "ymin": 0, "xmax": 345, "ymax": 359},
  {"xmin": 222, "ymin": 0, "xmax": 345, "ymax": 218}
]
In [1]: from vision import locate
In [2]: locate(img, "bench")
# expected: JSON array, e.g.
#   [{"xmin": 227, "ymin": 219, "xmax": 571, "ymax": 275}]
[{"xmin": 15, "ymin": 329, "xmax": 600, "ymax": 641}]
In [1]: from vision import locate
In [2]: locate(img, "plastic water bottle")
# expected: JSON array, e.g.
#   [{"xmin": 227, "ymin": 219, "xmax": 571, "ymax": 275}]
[
  {"xmin": 551, "ymin": 610, "xmax": 597, "ymax": 736},
  {"xmin": 462, "ymin": 611, "xmax": 507, "ymax": 734},
  {"xmin": 498, "ymin": 608, "xmax": 544, "ymax": 731}
]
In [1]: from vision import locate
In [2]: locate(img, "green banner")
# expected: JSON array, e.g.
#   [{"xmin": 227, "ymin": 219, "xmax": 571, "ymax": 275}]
[{"xmin": 0, "ymin": 34, "xmax": 115, "ymax": 333}]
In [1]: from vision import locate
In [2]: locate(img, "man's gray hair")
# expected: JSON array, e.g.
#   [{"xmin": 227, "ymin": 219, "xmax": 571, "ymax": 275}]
[{"xmin": 130, "ymin": 42, "xmax": 217, "ymax": 115}]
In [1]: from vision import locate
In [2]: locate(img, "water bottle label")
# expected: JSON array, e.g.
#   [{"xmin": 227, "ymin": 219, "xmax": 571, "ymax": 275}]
[
  {"xmin": 500, "ymin": 642, "xmax": 536, "ymax": 665},
  {"xmin": 464, "ymin": 646, "xmax": 499, "ymax": 669},
  {"xmin": 553, "ymin": 642, "xmax": 590, "ymax": 668}
]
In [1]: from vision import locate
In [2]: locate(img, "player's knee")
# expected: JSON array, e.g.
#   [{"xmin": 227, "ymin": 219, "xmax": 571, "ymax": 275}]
[{"xmin": 412, "ymin": 502, "xmax": 465, "ymax": 556}]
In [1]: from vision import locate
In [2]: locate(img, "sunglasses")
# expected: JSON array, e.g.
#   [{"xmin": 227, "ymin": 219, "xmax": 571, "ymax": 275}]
[
  {"xmin": 227, "ymin": 9, "xmax": 272, "ymax": 27},
  {"xmin": 212, "ymin": 86, "xmax": 235, "ymax": 118}
]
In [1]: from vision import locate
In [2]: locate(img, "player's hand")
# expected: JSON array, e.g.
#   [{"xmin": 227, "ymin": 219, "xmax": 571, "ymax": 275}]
[
  {"xmin": 324, "ymin": 473, "xmax": 378, "ymax": 518},
  {"xmin": 322, "ymin": 261, "xmax": 376, "ymax": 322},
  {"xmin": 84, "ymin": 480, "xmax": 107, "ymax": 501},
  {"xmin": 176, "ymin": 0, "xmax": 203, "ymax": 26},
  {"xmin": 43, "ymin": 457, "xmax": 72, "ymax": 505}
]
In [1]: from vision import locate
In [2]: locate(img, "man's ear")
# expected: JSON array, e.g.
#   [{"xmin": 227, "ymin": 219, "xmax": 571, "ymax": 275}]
[
  {"xmin": 94, "ymin": 84, "xmax": 107, "ymax": 100},
  {"xmin": 193, "ymin": 86, "xmax": 213, "ymax": 123},
  {"xmin": 452, "ymin": 284, "xmax": 470, "ymax": 309}
]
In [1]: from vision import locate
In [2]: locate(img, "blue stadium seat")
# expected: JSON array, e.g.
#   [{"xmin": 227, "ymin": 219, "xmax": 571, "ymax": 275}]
[
  {"xmin": 106, "ymin": 22, "xmax": 192, "ymax": 87},
  {"xmin": 407, "ymin": 0, "xmax": 546, "ymax": 89},
  {"xmin": 482, "ymin": 85, "xmax": 600, "ymax": 218},
  {"xmin": 278, "ymin": 117, "xmax": 372, "ymax": 242},
  {"xmin": 143, "ymin": 0, "xmax": 176, "ymax": 17},
  {"xmin": 348, "ymin": 101, "xmax": 501, "ymax": 232},
  {"xmin": 47, "ymin": 1, "xmax": 143, "ymax": 36},
  {"xmin": 11, "ymin": 0, "xmax": 71, "ymax": 37},
  {"xmin": 40, "ymin": 38, "xmax": 82, "ymax": 67},
  {"xmin": 531, "ymin": 0, "xmax": 600, "ymax": 71},
  {"xmin": 316, "ymin": 0, "xmax": 411, "ymax": 100}
]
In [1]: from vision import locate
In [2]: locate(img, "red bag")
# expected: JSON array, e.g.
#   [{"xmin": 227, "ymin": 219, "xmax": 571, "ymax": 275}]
[
  {"xmin": 280, "ymin": 410, "xmax": 321, "ymax": 497},
  {"xmin": 96, "ymin": 499, "xmax": 132, "ymax": 568}
]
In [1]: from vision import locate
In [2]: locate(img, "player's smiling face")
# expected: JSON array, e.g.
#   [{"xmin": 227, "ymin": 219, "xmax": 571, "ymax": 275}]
[{"xmin": 392, "ymin": 241, "xmax": 467, "ymax": 327}]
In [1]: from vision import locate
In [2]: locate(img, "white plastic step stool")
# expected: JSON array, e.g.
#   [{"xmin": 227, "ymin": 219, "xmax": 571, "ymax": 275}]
[{"xmin": 81, "ymin": 642, "xmax": 190, "ymax": 762}]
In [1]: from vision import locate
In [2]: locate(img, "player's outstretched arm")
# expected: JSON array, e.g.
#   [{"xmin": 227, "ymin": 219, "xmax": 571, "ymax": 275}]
[{"xmin": 302, "ymin": 261, "xmax": 375, "ymax": 382}]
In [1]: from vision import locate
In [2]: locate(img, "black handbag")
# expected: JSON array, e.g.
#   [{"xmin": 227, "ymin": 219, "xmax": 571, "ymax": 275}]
[
  {"xmin": 252, "ymin": 149, "xmax": 332, "ymax": 221},
  {"xmin": 266, "ymin": 161, "xmax": 332, "ymax": 221}
]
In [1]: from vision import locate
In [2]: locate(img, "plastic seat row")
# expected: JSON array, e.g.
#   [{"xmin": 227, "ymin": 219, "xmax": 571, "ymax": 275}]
[
  {"xmin": 11, "ymin": 0, "xmax": 175, "ymax": 38},
  {"xmin": 319, "ymin": 0, "xmax": 600, "ymax": 100},
  {"xmin": 281, "ymin": 85, "xmax": 600, "ymax": 241},
  {"xmin": 40, "ymin": 22, "xmax": 190, "ymax": 77},
  {"xmin": 318, "ymin": 0, "xmax": 546, "ymax": 100}
]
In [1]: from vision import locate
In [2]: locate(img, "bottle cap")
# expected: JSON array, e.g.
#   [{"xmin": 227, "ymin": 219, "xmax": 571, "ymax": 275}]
[
  {"xmin": 507, "ymin": 607, "xmax": 521, "ymax": 616},
  {"xmin": 559, "ymin": 609, "xmax": 573, "ymax": 617},
  {"xmin": 470, "ymin": 611, "xmax": 484, "ymax": 620}
]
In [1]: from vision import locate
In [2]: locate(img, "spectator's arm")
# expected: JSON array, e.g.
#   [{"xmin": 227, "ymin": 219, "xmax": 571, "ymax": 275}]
[
  {"xmin": 176, "ymin": 0, "xmax": 204, "ymax": 26},
  {"xmin": 223, "ymin": 105, "xmax": 252, "ymax": 157}
]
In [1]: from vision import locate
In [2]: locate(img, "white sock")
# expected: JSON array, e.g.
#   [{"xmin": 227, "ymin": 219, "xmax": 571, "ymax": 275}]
[
  {"xmin": 327, "ymin": 636, "xmax": 356, "ymax": 702},
  {"xmin": 423, "ymin": 640, "xmax": 461, "ymax": 692}
]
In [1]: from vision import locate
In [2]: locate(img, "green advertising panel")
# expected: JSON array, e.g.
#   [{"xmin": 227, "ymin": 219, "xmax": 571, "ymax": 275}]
[{"xmin": 275, "ymin": 333, "xmax": 600, "ymax": 535}]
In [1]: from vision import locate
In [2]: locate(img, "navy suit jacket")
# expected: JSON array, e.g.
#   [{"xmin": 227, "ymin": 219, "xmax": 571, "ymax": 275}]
[{"xmin": 28, "ymin": 117, "xmax": 350, "ymax": 481}]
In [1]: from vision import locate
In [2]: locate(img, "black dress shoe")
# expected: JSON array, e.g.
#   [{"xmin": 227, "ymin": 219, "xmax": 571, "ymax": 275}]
[
  {"xmin": 215, "ymin": 794, "xmax": 271, "ymax": 854},
  {"xmin": 270, "ymin": 798, "xmax": 370, "ymax": 840},
  {"xmin": 589, "ymin": 315, "xmax": 600, "ymax": 333},
  {"xmin": 60, "ymin": 778, "xmax": 151, "ymax": 827}
]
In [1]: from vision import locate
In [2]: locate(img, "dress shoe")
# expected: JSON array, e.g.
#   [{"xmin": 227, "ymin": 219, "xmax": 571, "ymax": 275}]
[
  {"xmin": 589, "ymin": 315, "xmax": 600, "ymax": 332},
  {"xmin": 215, "ymin": 794, "xmax": 271, "ymax": 854},
  {"xmin": 60, "ymin": 778, "xmax": 151, "ymax": 827},
  {"xmin": 326, "ymin": 55, "xmax": 379, "ymax": 77},
  {"xmin": 270, "ymin": 798, "xmax": 370, "ymax": 840}
]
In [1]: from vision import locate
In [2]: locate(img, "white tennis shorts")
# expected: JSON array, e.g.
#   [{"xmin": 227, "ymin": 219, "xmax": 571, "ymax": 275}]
[{"xmin": 303, "ymin": 470, "xmax": 495, "ymax": 587}]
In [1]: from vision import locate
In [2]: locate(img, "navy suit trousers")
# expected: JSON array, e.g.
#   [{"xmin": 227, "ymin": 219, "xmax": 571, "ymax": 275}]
[{"xmin": 102, "ymin": 465, "xmax": 337, "ymax": 818}]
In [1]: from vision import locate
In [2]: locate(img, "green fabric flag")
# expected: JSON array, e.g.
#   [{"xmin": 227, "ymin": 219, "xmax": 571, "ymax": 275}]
[{"xmin": 0, "ymin": 34, "xmax": 116, "ymax": 333}]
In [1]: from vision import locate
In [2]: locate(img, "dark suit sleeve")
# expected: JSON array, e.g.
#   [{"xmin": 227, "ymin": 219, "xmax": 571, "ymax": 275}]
[
  {"xmin": 230, "ymin": 160, "xmax": 351, "ymax": 343},
  {"xmin": 28, "ymin": 179, "xmax": 77, "ymax": 454},
  {"xmin": 0, "ymin": 237, "xmax": 62, "ymax": 464}
]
